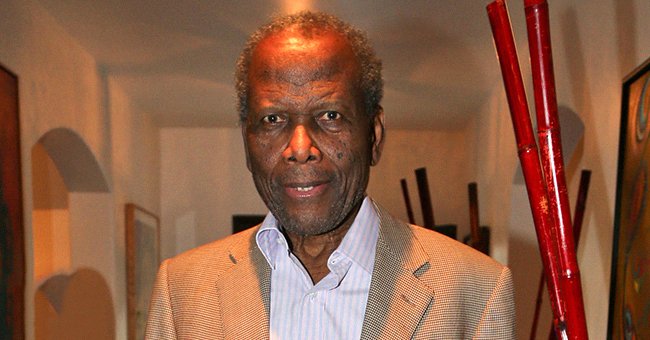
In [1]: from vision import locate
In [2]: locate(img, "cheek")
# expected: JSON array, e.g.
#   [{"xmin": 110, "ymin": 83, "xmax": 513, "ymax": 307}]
[
  {"xmin": 247, "ymin": 137, "xmax": 276, "ymax": 174},
  {"xmin": 329, "ymin": 134, "xmax": 371, "ymax": 164},
  {"xmin": 329, "ymin": 146, "xmax": 368, "ymax": 180}
]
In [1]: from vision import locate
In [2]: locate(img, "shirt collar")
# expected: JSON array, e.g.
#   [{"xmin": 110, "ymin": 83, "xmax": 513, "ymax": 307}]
[
  {"xmin": 255, "ymin": 196, "xmax": 379, "ymax": 274},
  {"xmin": 255, "ymin": 213, "xmax": 285, "ymax": 270}
]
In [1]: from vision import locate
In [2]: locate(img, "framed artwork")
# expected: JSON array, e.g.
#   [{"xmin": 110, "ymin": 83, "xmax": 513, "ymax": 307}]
[
  {"xmin": 125, "ymin": 203, "xmax": 160, "ymax": 340},
  {"xmin": 0, "ymin": 63, "xmax": 25, "ymax": 340},
  {"xmin": 608, "ymin": 57, "xmax": 650, "ymax": 340}
]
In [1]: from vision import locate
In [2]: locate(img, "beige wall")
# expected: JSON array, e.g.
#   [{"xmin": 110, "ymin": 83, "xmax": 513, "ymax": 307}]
[
  {"xmin": 1, "ymin": 0, "xmax": 160, "ymax": 338},
  {"xmin": 109, "ymin": 76, "xmax": 161, "ymax": 336},
  {"xmin": 474, "ymin": 0, "xmax": 650, "ymax": 338},
  {"xmin": 160, "ymin": 128, "xmax": 266, "ymax": 259},
  {"xmin": 31, "ymin": 144, "xmax": 71, "ymax": 283}
]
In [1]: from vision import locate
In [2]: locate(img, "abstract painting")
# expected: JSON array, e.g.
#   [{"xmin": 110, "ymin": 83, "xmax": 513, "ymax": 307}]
[{"xmin": 609, "ymin": 57, "xmax": 650, "ymax": 339}]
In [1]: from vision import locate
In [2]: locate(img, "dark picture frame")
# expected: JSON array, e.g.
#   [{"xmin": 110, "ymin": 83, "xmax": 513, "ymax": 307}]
[
  {"xmin": 125, "ymin": 203, "xmax": 160, "ymax": 340},
  {"xmin": 0, "ymin": 63, "xmax": 25, "ymax": 340},
  {"xmin": 608, "ymin": 57, "xmax": 650, "ymax": 339}
]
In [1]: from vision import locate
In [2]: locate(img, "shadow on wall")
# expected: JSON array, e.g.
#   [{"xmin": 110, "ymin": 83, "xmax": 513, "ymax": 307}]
[
  {"xmin": 34, "ymin": 268, "xmax": 115, "ymax": 339},
  {"xmin": 36, "ymin": 128, "xmax": 109, "ymax": 193}
]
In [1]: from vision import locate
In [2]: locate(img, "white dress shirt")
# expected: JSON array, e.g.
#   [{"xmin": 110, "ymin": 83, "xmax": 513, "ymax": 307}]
[{"xmin": 256, "ymin": 197, "xmax": 379, "ymax": 340}]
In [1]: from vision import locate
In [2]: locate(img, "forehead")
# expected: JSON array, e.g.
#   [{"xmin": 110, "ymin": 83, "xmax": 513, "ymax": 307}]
[{"xmin": 249, "ymin": 27, "xmax": 360, "ymax": 86}]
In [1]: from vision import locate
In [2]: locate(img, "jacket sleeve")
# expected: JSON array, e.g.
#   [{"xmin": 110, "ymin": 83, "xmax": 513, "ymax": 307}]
[
  {"xmin": 473, "ymin": 266, "xmax": 516, "ymax": 339},
  {"xmin": 145, "ymin": 259, "xmax": 178, "ymax": 340}
]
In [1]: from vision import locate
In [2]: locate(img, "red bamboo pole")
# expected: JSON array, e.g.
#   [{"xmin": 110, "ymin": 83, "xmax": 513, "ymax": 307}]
[
  {"xmin": 530, "ymin": 170, "xmax": 592, "ymax": 339},
  {"xmin": 400, "ymin": 178, "xmax": 416, "ymax": 224},
  {"xmin": 486, "ymin": 0, "xmax": 566, "ymax": 335},
  {"xmin": 524, "ymin": 1, "xmax": 588, "ymax": 338},
  {"xmin": 547, "ymin": 170, "xmax": 592, "ymax": 340}
]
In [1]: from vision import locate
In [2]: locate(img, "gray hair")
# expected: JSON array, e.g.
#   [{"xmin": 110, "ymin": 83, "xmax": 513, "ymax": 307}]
[{"xmin": 235, "ymin": 11, "xmax": 383, "ymax": 121}]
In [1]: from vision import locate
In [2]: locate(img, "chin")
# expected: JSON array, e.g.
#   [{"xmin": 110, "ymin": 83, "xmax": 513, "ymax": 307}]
[
  {"xmin": 277, "ymin": 214, "xmax": 339, "ymax": 236},
  {"xmin": 268, "ymin": 193, "xmax": 364, "ymax": 236}
]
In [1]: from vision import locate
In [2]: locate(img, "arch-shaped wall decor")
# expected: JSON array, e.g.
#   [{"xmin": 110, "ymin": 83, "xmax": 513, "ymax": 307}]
[
  {"xmin": 30, "ymin": 127, "xmax": 115, "ymax": 339},
  {"xmin": 34, "ymin": 267, "xmax": 115, "ymax": 339},
  {"xmin": 36, "ymin": 128, "xmax": 109, "ymax": 193}
]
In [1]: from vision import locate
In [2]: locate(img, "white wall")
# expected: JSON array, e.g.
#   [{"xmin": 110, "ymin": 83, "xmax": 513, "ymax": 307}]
[
  {"xmin": 0, "ymin": 0, "xmax": 161, "ymax": 338},
  {"xmin": 108, "ymin": 76, "xmax": 161, "ymax": 337},
  {"xmin": 474, "ymin": 0, "xmax": 650, "ymax": 338},
  {"xmin": 160, "ymin": 128, "xmax": 266, "ymax": 259}
]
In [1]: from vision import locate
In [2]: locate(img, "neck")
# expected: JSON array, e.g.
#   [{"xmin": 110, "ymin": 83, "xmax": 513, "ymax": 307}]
[{"xmin": 283, "ymin": 200, "xmax": 363, "ymax": 284}]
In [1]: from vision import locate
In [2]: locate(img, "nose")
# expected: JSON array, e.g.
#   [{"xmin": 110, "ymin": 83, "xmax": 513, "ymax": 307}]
[{"xmin": 282, "ymin": 125, "xmax": 321, "ymax": 163}]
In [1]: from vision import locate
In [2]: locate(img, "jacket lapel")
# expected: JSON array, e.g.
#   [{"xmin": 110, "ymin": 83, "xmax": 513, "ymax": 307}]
[
  {"xmin": 360, "ymin": 203, "xmax": 435, "ymax": 339},
  {"xmin": 215, "ymin": 231, "xmax": 271, "ymax": 339}
]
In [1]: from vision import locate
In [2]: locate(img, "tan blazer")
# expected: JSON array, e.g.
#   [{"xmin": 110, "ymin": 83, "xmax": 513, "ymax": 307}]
[{"xmin": 145, "ymin": 203, "xmax": 515, "ymax": 339}]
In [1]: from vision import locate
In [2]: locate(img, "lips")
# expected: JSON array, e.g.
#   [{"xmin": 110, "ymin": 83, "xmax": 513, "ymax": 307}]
[{"xmin": 284, "ymin": 182, "xmax": 328, "ymax": 198}]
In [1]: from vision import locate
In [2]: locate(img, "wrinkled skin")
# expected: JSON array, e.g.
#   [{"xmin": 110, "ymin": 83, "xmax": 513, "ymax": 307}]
[{"xmin": 242, "ymin": 26, "xmax": 384, "ymax": 282}]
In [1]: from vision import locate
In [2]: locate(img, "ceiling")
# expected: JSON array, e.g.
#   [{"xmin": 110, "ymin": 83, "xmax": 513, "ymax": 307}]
[{"xmin": 36, "ymin": 0, "xmax": 528, "ymax": 130}]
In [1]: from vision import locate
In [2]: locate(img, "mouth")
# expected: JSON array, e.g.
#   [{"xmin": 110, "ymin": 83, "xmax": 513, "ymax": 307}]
[{"xmin": 285, "ymin": 182, "xmax": 328, "ymax": 198}]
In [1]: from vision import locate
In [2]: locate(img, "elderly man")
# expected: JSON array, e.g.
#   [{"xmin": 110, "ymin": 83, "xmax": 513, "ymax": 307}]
[{"xmin": 146, "ymin": 11, "xmax": 515, "ymax": 339}]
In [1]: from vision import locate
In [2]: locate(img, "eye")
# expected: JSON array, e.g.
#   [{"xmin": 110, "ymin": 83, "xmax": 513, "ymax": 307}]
[
  {"xmin": 319, "ymin": 111, "xmax": 341, "ymax": 121},
  {"xmin": 261, "ymin": 114, "xmax": 285, "ymax": 124}
]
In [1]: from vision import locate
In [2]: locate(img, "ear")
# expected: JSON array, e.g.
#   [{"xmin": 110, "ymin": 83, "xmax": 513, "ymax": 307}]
[
  {"xmin": 370, "ymin": 107, "xmax": 385, "ymax": 166},
  {"xmin": 241, "ymin": 123, "xmax": 252, "ymax": 172}
]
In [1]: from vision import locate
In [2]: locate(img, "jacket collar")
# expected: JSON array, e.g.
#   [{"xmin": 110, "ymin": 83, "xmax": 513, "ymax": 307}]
[
  {"xmin": 214, "ymin": 230, "xmax": 271, "ymax": 339},
  {"xmin": 214, "ymin": 201, "xmax": 435, "ymax": 339},
  {"xmin": 360, "ymin": 201, "xmax": 435, "ymax": 339}
]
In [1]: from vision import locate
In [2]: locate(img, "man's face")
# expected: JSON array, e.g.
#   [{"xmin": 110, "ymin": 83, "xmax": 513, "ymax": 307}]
[{"xmin": 242, "ymin": 27, "xmax": 384, "ymax": 236}]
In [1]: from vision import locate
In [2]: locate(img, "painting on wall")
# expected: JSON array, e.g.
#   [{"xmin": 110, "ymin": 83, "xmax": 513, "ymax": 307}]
[
  {"xmin": 0, "ymin": 63, "xmax": 25, "ymax": 340},
  {"xmin": 125, "ymin": 203, "xmax": 160, "ymax": 340},
  {"xmin": 609, "ymin": 57, "xmax": 650, "ymax": 340}
]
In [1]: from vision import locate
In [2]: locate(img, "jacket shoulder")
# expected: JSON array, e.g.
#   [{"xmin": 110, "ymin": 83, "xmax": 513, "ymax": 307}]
[
  {"xmin": 409, "ymin": 224, "xmax": 505, "ymax": 275},
  {"xmin": 164, "ymin": 227, "xmax": 259, "ymax": 282},
  {"xmin": 146, "ymin": 227, "xmax": 262, "ymax": 339}
]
